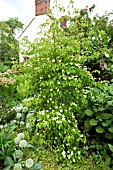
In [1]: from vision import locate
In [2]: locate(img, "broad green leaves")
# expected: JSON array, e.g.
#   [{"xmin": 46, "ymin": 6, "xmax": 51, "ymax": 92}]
[
  {"xmin": 108, "ymin": 144, "xmax": 113, "ymax": 152},
  {"xmin": 89, "ymin": 119, "xmax": 98, "ymax": 126},
  {"xmin": 96, "ymin": 126, "xmax": 104, "ymax": 133},
  {"xmin": 85, "ymin": 109, "xmax": 94, "ymax": 116}
]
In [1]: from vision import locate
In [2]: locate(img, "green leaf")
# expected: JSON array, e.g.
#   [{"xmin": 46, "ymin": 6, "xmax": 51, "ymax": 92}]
[
  {"xmin": 104, "ymin": 157, "xmax": 111, "ymax": 167},
  {"xmin": 98, "ymin": 107, "xmax": 105, "ymax": 111},
  {"xmin": 92, "ymin": 70, "xmax": 100, "ymax": 74},
  {"xmin": 27, "ymin": 144, "xmax": 35, "ymax": 150},
  {"xmin": 38, "ymin": 144, "xmax": 46, "ymax": 150},
  {"xmin": 103, "ymin": 113, "xmax": 112, "ymax": 120},
  {"xmin": 108, "ymin": 144, "xmax": 113, "ymax": 152},
  {"xmin": 102, "ymin": 122, "xmax": 108, "ymax": 127},
  {"xmin": 31, "ymin": 162, "xmax": 42, "ymax": 170},
  {"xmin": 108, "ymin": 127, "xmax": 113, "ymax": 133},
  {"xmin": 4, "ymin": 156, "xmax": 14, "ymax": 166},
  {"xmin": 105, "ymin": 133, "xmax": 113, "ymax": 139},
  {"xmin": 0, "ymin": 150, "xmax": 4, "ymax": 156},
  {"xmin": 107, "ymin": 101, "xmax": 113, "ymax": 106},
  {"xmin": 3, "ymin": 165, "xmax": 12, "ymax": 170},
  {"xmin": 96, "ymin": 126, "xmax": 104, "ymax": 133},
  {"xmin": 89, "ymin": 119, "xmax": 98, "ymax": 126},
  {"xmin": 85, "ymin": 109, "xmax": 94, "ymax": 116}
]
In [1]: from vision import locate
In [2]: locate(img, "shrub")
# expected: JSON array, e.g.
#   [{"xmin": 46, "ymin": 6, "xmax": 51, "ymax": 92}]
[
  {"xmin": 80, "ymin": 81, "xmax": 113, "ymax": 167},
  {"xmin": 18, "ymin": 3, "xmax": 113, "ymax": 164},
  {"xmin": 35, "ymin": 109, "xmax": 87, "ymax": 163},
  {"xmin": 0, "ymin": 62, "xmax": 9, "ymax": 72},
  {"xmin": 6, "ymin": 2, "xmax": 113, "ymax": 166}
]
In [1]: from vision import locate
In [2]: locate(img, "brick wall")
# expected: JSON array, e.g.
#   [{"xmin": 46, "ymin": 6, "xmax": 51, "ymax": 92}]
[{"xmin": 35, "ymin": 0, "xmax": 50, "ymax": 16}]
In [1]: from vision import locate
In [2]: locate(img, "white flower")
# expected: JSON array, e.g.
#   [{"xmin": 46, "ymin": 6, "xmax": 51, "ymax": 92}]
[
  {"xmin": 58, "ymin": 59, "xmax": 62, "ymax": 62},
  {"xmin": 92, "ymin": 37, "xmax": 95, "ymax": 40},
  {"xmin": 39, "ymin": 110, "xmax": 45, "ymax": 115},
  {"xmin": 25, "ymin": 158, "xmax": 34, "ymax": 168},
  {"xmin": 13, "ymin": 163, "xmax": 22, "ymax": 170},
  {"xmin": 74, "ymin": 124, "xmax": 77, "ymax": 128},
  {"xmin": 14, "ymin": 137, "xmax": 21, "ymax": 145},
  {"xmin": 26, "ymin": 123, "xmax": 31, "ymax": 129},
  {"xmin": 55, "ymin": 106, "xmax": 58, "ymax": 109},
  {"xmin": 52, "ymin": 59, "xmax": 55, "ymax": 62},
  {"xmin": 73, "ymin": 129, "xmax": 75, "ymax": 132},
  {"xmin": 66, "ymin": 143, "xmax": 69, "ymax": 146},
  {"xmin": 15, "ymin": 150, "xmax": 23, "ymax": 158},
  {"xmin": 62, "ymin": 150, "xmax": 66, "ymax": 158},
  {"xmin": 52, "ymin": 117, "xmax": 56, "ymax": 120},
  {"xmin": 78, "ymin": 151, "xmax": 81, "ymax": 155},
  {"xmin": 67, "ymin": 154, "xmax": 71, "ymax": 159},
  {"xmin": 0, "ymin": 125, "xmax": 3, "ymax": 129},
  {"xmin": 60, "ymin": 109, "xmax": 63, "ymax": 112},
  {"xmin": 22, "ymin": 107, "xmax": 28, "ymax": 113},
  {"xmin": 47, "ymin": 115, "xmax": 50, "ymax": 118},
  {"xmin": 105, "ymin": 53, "xmax": 109, "ymax": 58},
  {"xmin": 20, "ymin": 121, "xmax": 25, "ymax": 125},
  {"xmin": 57, "ymin": 112, "xmax": 61, "ymax": 116},
  {"xmin": 19, "ymin": 140, "xmax": 27, "ymax": 148},
  {"xmin": 73, "ymin": 147, "xmax": 77, "ymax": 150},
  {"xmin": 26, "ymin": 113, "xmax": 32, "ymax": 119},
  {"xmin": 16, "ymin": 113, "xmax": 22, "ymax": 119},
  {"xmin": 10, "ymin": 120, "xmax": 16, "ymax": 124},
  {"xmin": 17, "ymin": 133, "xmax": 25, "ymax": 139},
  {"xmin": 71, "ymin": 102, "xmax": 77, "ymax": 106},
  {"xmin": 70, "ymin": 151, "xmax": 74, "ymax": 156},
  {"xmin": 15, "ymin": 106, "xmax": 22, "ymax": 113},
  {"xmin": 92, "ymin": 22, "xmax": 95, "ymax": 25},
  {"xmin": 81, "ymin": 134, "xmax": 84, "ymax": 137},
  {"xmin": 4, "ymin": 124, "xmax": 8, "ymax": 128},
  {"xmin": 56, "ymin": 120, "xmax": 61, "ymax": 124},
  {"xmin": 73, "ymin": 159, "xmax": 75, "ymax": 162},
  {"xmin": 62, "ymin": 115, "xmax": 65, "ymax": 121}
]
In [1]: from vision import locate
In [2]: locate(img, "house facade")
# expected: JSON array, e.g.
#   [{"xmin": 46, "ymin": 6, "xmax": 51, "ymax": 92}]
[
  {"xmin": 18, "ymin": 0, "xmax": 51, "ymax": 62},
  {"xmin": 18, "ymin": 0, "xmax": 73, "ymax": 62}
]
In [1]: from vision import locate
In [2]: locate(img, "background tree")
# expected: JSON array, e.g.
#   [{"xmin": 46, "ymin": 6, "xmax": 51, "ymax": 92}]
[
  {"xmin": 94, "ymin": 11, "xmax": 113, "ymax": 48},
  {"xmin": 0, "ymin": 18, "xmax": 23, "ymax": 67}
]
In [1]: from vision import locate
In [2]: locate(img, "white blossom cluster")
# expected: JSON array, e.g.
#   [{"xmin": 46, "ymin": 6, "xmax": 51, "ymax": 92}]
[
  {"xmin": 13, "ymin": 154, "xmax": 34, "ymax": 169},
  {"xmin": 13, "ymin": 104, "xmax": 28, "ymax": 114},
  {"xmin": 61, "ymin": 149, "xmax": 82, "ymax": 161},
  {"xmin": 23, "ymin": 97, "xmax": 34, "ymax": 103},
  {"xmin": 15, "ymin": 150, "xmax": 23, "ymax": 158},
  {"xmin": 13, "ymin": 133, "xmax": 35, "ymax": 169},
  {"xmin": 25, "ymin": 158, "xmax": 34, "ymax": 168},
  {"xmin": 14, "ymin": 133, "xmax": 27, "ymax": 148},
  {"xmin": 13, "ymin": 163, "xmax": 22, "ymax": 170}
]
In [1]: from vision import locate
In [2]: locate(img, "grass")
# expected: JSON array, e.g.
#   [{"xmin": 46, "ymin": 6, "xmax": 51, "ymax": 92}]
[{"xmin": 34, "ymin": 148, "xmax": 104, "ymax": 170}]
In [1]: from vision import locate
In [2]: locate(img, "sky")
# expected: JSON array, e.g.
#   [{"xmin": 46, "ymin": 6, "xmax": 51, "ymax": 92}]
[{"xmin": 0, "ymin": 0, "xmax": 113, "ymax": 26}]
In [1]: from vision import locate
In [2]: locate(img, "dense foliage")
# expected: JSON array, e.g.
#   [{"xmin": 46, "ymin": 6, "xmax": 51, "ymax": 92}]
[
  {"xmin": 0, "ymin": 18, "xmax": 23, "ymax": 66},
  {"xmin": 0, "ymin": 2, "xmax": 113, "ymax": 169}
]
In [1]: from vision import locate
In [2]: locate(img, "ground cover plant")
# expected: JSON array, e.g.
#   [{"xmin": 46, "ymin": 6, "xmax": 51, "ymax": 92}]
[{"xmin": 0, "ymin": 1, "xmax": 113, "ymax": 169}]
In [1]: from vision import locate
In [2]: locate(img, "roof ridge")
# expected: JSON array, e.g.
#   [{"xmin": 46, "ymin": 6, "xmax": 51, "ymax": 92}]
[{"xmin": 18, "ymin": 17, "xmax": 35, "ymax": 39}]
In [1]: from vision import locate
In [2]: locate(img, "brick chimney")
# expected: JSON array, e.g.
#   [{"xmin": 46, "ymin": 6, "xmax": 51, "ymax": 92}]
[{"xmin": 35, "ymin": 0, "xmax": 50, "ymax": 16}]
